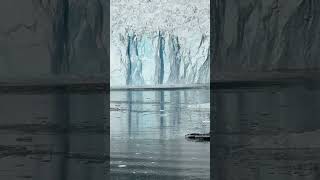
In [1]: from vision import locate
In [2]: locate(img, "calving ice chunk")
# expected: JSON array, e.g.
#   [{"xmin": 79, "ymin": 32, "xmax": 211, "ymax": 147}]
[{"xmin": 111, "ymin": 0, "xmax": 210, "ymax": 86}]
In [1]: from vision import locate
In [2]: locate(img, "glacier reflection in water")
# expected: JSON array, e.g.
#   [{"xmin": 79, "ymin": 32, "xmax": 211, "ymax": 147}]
[
  {"xmin": 0, "ymin": 91, "xmax": 108, "ymax": 180},
  {"xmin": 110, "ymin": 88, "xmax": 210, "ymax": 179}
]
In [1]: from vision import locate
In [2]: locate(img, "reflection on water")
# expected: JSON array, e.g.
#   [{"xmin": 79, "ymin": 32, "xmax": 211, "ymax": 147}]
[
  {"xmin": 212, "ymin": 83, "xmax": 320, "ymax": 180},
  {"xmin": 0, "ymin": 90, "xmax": 108, "ymax": 180},
  {"xmin": 111, "ymin": 88, "xmax": 210, "ymax": 179}
]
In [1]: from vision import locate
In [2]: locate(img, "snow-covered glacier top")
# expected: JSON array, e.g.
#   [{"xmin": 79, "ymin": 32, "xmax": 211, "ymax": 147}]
[
  {"xmin": 111, "ymin": 0, "xmax": 209, "ymax": 38},
  {"xmin": 111, "ymin": 0, "xmax": 210, "ymax": 87}
]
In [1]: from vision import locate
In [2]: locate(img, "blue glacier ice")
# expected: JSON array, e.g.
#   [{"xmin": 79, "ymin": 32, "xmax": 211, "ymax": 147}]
[{"xmin": 111, "ymin": 0, "xmax": 210, "ymax": 87}]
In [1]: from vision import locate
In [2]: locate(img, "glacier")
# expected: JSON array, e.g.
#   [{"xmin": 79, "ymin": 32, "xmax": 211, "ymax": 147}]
[{"xmin": 111, "ymin": 0, "xmax": 210, "ymax": 87}]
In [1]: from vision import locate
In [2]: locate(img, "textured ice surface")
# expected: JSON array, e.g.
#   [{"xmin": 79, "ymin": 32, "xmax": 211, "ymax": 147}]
[{"xmin": 111, "ymin": 0, "xmax": 210, "ymax": 86}]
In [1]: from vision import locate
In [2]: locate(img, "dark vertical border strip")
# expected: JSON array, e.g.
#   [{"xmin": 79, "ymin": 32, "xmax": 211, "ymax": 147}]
[
  {"xmin": 106, "ymin": 0, "xmax": 111, "ymax": 178},
  {"xmin": 210, "ymin": 0, "xmax": 214, "ymax": 179},
  {"xmin": 210, "ymin": 0, "xmax": 223, "ymax": 179}
]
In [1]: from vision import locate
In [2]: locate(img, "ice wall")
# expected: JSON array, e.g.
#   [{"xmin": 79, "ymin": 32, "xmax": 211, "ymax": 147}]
[
  {"xmin": 0, "ymin": 0, "xmax": 109, "ymax": 79},
  {"xmin": 111, "ymin": 0, "xmax": 210, "ymax": 86},
  {"xmin": 212, "ymin": 0, "xmax": 320, "ymax": 74}
]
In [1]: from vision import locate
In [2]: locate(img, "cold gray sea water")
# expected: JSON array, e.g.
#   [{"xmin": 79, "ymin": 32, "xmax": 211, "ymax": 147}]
[{"xmin": 110, "ymin": 88, "xmax": 210, "ymax": 179}]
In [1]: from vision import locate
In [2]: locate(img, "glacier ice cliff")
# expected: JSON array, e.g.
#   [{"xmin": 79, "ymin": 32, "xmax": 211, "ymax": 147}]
[
  {"xmin": 111, "ymin": 0, "xmax": 210, "ymax": 86},
  {"xmin": 212, "ymin": 0, "xmax": 320, "ymax": 76},
  {"xmin": 0, "ymin": 0, "xmax": 209, "ymax": 85},
  {"xmin": 0, "ymin": 0, "xmax": 109, "ymax": 79},
  {"xmin": 111, "ymin": 31, "xmax": 210, "ymax": 86}
]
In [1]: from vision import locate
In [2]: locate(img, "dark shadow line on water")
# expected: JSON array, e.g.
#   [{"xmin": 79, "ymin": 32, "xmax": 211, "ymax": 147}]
[
  {"xmin": 212, "ymin": 79, "xmax": 320, "ymax": 90},
  {"xmin": 0, "ymin": 83, "xmax": 108, "ymax": 94}
]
